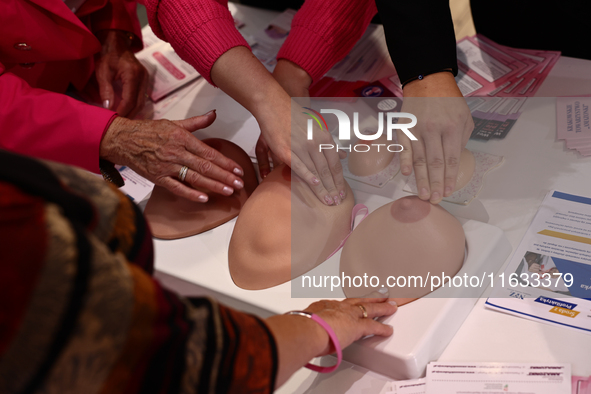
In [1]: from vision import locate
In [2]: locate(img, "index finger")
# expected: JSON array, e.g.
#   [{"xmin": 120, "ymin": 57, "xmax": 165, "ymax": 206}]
[{"xmin": 116, "ymin": 73, "xmax": 139, "ymax": 116}]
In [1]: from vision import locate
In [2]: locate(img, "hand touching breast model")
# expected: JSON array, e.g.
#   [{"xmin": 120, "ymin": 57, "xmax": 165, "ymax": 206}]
[
  {"xmin": 229, "ymin": 164, "xmax": 355, "ymax": 290},
  {"xmin": 340, "ymin": 195, "xmax": 466, "ymax": 305}
]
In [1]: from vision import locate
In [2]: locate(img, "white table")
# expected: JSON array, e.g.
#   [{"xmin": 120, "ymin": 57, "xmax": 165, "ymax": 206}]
[{"xmin": 153, "ymin": 4, "xmax": 591, "ymax": 392}]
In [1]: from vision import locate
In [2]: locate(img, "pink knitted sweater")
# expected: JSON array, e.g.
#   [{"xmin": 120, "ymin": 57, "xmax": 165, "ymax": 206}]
[{"xmin": 144, "ymin": 0, "xmax": 377, "ymax": 85}]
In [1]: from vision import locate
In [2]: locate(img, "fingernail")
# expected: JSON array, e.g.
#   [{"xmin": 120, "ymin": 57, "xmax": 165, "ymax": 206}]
[
  {"xmin": 261, "ymin": 171, "xmax": 269, "ymax": 179},
  {"xmin": 388, "ymin": 300, "xmax": 398, "ymax": 306},
  {"xmin": 102, "ymin": 99, "xmax": 110, "ymax": 109},
  {"xmin": 233, "ymin": 179, "xmax": 244, "ymax": 189},
  {"xmin": 324, "ymin": 195, "xmax": 333, "ymax": 205},
  {"xmin": 402, "ymin": 166, "xmax": 410, "ymax": 174},
  {"xmin": 206, "ymin": 109, "xmax": 216, "ymax": 116},
  {"xmin": 198, "ymin": 195, "xmax": 208, "ymax": 202},
  {"xmin": 311, "ymin": 177, "xmax": 320, "ymax": 185},
  {"xmin": 444, "ymin": 186, "xmax": 452, "ymax": 196},
  {"xmin": 233, "ymin": 167, "xmax": 244, "ymax": 176},
  {"xmin": 378, "ymin": 287, "xmax": 388, "ymax": 295},
  {"xmin": 333, "ymin": 196, "xmax": 340, "ymax": 206},
  {"xmin": 340, "ymin": 190, "xmax": 346, "ymax": 200},
  {"xmin": 420, "ymin": 188, "xmax": 429, "ymax": 199},
  {"xmin": 223, "ymin": 186, "xmax": 234, "ymax": 195},
  {"xmin": 431, "ymin": 192, "xmax": 440, "ymax": 202}
]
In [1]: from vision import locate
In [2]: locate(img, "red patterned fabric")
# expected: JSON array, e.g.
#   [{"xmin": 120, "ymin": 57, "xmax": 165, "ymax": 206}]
[{"xmin": 0, "ymin": 151, "xmax": 278, "ymax": 394}]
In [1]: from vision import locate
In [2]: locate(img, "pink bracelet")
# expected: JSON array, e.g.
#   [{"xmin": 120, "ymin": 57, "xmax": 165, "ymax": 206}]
[{"xmin": 285, "ymin": 311, "xmax": 342, "ymax": 373}]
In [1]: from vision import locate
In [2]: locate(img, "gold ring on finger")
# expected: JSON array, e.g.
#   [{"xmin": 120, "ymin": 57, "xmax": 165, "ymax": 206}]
[
  {"xmin": 357, "ymin": 304, "xmax": 368, "ymax": 319},
  {"xmin": 178, "ymin": 165, "xmax": 189, "ymax": 182}
]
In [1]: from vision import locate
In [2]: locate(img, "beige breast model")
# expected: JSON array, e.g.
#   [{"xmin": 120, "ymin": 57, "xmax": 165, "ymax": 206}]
[
  {"xmin": 144, "ymin": 138, "xmax": 258, "ymax": 240},
  {"xmin": 340, "ymin": 196, "xmax": 465, "ymax": 305},
  {"xmin": 229, "ymin": 164, "xmax": 355, "ymax": 290},
  {"xmin": 455, "ymin": 148, "xmax": 475, "ymax": 191},
  {"xmin": 348, "ymin": 135, "xmax": 395, "ymax": 176}
]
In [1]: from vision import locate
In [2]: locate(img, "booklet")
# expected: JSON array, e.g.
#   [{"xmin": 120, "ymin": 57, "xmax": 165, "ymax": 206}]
[
  {"xmin": 426, "ymin": 362, "xmax": 571, "ymax": 394},
  {"xmin": 136, "ymin": 41, "xmax": 201, "ymax": 102},
  {"xmin": 556, "ymin": 97, "xmax": 591, "ymax": 156},
  {"xmin": 486, "ymin": 191, "xmax": 591, "ymax": 333}
]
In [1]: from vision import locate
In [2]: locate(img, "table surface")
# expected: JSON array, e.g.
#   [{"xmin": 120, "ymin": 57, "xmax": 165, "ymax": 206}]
[{"xmin": 152, "ymin": 4, "xmax": 591, "ymax": 392}]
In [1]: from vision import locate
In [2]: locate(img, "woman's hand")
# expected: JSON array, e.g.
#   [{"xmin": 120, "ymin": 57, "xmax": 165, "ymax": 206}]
[
  {"xmin": 99, "ymin": 110, "xmax": 245, "ymax": 202},
  {"xmin": 401, "ymin": 71, "xmax": 474, "ymax": 204},
  {"xmin": 95, "ymin": 29, "xmax": 149, "ymax": 118},
  {"xmin": 265, "ymin": 296, "xmax": 397, "ymax": 388},
  {"xmin": 211, "ymin": 47, "xmax": 345, "ymax": 205},
  {"xmin": 304, "ymin": 297, "xmax": 397, "ymax": 355}
]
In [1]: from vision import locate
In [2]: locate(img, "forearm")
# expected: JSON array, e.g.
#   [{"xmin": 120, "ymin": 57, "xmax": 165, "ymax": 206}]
[
  {"xmin": 376, "ymin": 0, "xmax": 457, "ymax": 84},
  {"xmin": 264, "ymin": 314, "xmax": 329, "ymax": 388},
  {"xmin": 211, "ymin": 46, "xmax": 291, "ymax": 127}
]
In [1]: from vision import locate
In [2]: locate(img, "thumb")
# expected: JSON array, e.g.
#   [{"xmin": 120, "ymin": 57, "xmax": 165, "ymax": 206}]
[{"xmin": 172, "ymin": 110, "xmax": 216, "ymax": 132}]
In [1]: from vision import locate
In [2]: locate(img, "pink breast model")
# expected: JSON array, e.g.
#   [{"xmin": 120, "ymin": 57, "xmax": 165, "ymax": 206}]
[
  {"xmin": 340, "ymin": 196, "xmax": 466, "ymax": 305},
  {"xmin": 229, "ymin": 164, "xmax": 355, "ymax": 290}
]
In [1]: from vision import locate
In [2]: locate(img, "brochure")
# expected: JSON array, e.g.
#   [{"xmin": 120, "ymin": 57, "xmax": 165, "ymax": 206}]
[
  {"xmin": 556, "ymin": 97, "xmax": 591, "ymax": 156},
  {"xmin": 426, "ymin": 362, "xmax": 571, "ymax": 394},
  {"xmin": 136, "ymin": 41, "xmax": 201, "ymax": 102},
  {"xmin": 486, "ymin": 191, "xmax": 591, "ymax": 333},
  {"xmin": 377, "ymin": 34, "xmax": 559, "ymax": 99}
]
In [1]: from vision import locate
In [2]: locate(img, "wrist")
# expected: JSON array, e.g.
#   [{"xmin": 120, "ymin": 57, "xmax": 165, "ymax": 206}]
[
  {"xmin": 289, "ymin": 312, "xmax": 332, "ymax": 356},
  {"xmin": 273, "ymin": 59, "xmax": 312, "ymax": 97},
  {"xmin": 402, "ymin": 70, "xmax": 463, "ymax": 98},
  {"xmin": 99, "ymin": 116, "xmax": 129, "ymax": 164},
  {"xmin": 96, "ymin": 29, "xmax": 134, "ymax": 50}
]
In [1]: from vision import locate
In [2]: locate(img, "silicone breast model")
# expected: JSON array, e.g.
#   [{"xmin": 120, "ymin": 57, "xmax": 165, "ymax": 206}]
[
  {"xmin": 229, "ymin": 164, "xmax": 355, "ymax": 290},
  {"xmin": 455, "ymin": 148, "xmax": 475, "ymax": 191},
  {"xmin": 143, "ymin": 139, "xmax": 258, "ymax": 239},
  {"xmin": 348, "ymin": 135, "xmax": 395, "ymax": 176},
  {"xmin": 340, "ymin": 196, "xmax": 465, "ymax": 305}
]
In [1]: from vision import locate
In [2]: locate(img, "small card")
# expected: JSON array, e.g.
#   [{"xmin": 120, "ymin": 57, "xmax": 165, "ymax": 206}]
[{"xmin": 427, "ymin": 362, "xmax": 571, "ymax": 394}]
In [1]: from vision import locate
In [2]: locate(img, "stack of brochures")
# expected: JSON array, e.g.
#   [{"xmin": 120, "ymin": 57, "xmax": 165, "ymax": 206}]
[{"xmin": 379, "ymin": 34, "xmax": 560, "ymax": 98}]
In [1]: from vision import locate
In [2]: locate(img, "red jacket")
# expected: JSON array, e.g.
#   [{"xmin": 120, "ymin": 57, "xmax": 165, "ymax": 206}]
[{"xmin": 0, "ymin": 0, "xmax": 141, "ymax": 172}]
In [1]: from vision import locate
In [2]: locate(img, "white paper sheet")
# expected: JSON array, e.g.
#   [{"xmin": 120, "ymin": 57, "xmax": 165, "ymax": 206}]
[{"xmin": 426, "ymin": 362, "xmax": 571, "ymax": 394}]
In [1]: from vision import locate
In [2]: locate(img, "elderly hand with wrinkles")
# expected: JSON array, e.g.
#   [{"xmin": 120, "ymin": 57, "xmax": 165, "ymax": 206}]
[{"xmin": 100, "ymin": 110, "xmax": 245, "ymax": 202}]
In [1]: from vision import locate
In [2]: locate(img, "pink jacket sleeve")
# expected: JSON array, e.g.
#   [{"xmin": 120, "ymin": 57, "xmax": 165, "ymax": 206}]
[
  {"xmin": 144, "ymin": 0, "xmax": 249, "ymax": 85},
  {"xmin": 85, "ymin": 0, "xmax": 144, "ymax": 50},
  {"xmin": 0, "ymin": 69, "xmax": 116, "ymax": 173},
  {"xmin": 277, "ymin": 0, "xmax": 377, "ymax": 84}
]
